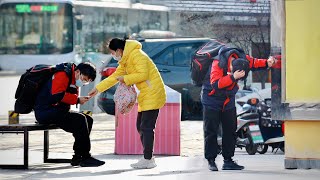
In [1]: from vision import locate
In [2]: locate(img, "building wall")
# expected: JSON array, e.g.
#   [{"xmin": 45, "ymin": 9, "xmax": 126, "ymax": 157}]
[
  {"xmin": 285, "ymin": 121, "xmax": 320, "ymax": 159},
  {"xmin": 286, "ymin": 0, "xmax": 320, "ymax": 102},
  {"xmin": 282, "ymin": 0, "xmax": 320, "ymax": 169}
]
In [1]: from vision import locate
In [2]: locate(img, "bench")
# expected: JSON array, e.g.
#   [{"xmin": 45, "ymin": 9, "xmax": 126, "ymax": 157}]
[{"xmin": 0, "ymin": 123, "xmax": 70, "ymax": 169}]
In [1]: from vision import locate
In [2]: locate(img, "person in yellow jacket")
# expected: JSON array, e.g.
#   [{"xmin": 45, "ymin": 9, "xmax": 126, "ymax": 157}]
[{"xmin": 88, "ymin": 37, "xmax": 166, "ymax": 169}]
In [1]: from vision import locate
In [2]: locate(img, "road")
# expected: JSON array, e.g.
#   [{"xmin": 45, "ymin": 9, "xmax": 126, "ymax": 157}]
[{"xmin": 1, "ymin": 114, "xmax": 319, "ymax": 180}]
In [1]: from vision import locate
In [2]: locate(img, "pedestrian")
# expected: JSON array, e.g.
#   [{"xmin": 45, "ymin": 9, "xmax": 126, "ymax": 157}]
[
  {"xmin": 88, "ymin": 37, "xmax": 166, "ymax": 169},
  {"xmin": 201, "ymin": 48, "xmax": 275, "ymax": 171},
  {"xmin": 34, "ymin": 62, "xmax": 105, "ymax": 167}
]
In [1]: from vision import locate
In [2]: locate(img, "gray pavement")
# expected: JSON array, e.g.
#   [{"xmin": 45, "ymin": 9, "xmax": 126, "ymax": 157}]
[{"xmin": 0, "ymin": 113, "xmax": 319, "ymax": 180}]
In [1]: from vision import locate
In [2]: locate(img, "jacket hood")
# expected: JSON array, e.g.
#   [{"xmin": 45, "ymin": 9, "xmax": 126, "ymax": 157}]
[
  {"xmin": 218, "ymin": 47, "xmax": 246, "ymax": 71},
  {"xmin": 119, "ymin": 40, "xmax": 142, "ymax": 64}
]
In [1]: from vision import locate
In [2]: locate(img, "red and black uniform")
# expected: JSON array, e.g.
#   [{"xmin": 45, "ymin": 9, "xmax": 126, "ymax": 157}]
[
  {"xmin": 201, "ymin": 54, "xmax": 268, "ymax": 161},
  {"xmin": 34, "ymin": 64, "xmax": 78, "ymax": 122},
  {"xmin": 34, "ymin": 64, "xmax": 93, "ymax": 157}
]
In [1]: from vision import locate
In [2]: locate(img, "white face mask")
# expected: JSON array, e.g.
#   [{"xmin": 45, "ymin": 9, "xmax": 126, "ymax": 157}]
[
  {"xmin": 76, "ymin": 74, "xmax": 90, "ymax": 87},
  {"xmin": 76, "ymin": 79, "xmax": 85, "ymax": 87},
  {"xmin": 111, "ymin": 50, "xmax": 122, "ymax": 61}
]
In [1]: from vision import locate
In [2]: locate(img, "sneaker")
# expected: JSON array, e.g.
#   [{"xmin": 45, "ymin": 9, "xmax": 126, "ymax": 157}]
[
  {"xmin": 79, "ymin": 156, "xmax": 105, "ymax": 167},
  {"xmin": 71, "ymin": 155, "xmax": 82, "ymax": 166},
  {"xmin": 208, "ymin": 159, "xmax": 218, "ymax": 171},
  {"xmin": 222, "ymin": 159, "xmax": 244, "ymax": 170},
  {"xmin": 130, "ymin": 157, "xmax": 157, "ymax": 169}
]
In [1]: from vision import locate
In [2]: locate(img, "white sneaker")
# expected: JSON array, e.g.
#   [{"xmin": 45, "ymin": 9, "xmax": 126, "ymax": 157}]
[{"xmin": 130, "ymin": 157, "xmax": 157, "ymax": 169}]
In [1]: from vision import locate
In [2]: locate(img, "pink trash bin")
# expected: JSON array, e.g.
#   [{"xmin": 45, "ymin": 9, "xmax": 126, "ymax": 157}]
[{"xmin": 114, "ymin": 85, "xmax": 181, "ymax": 155}]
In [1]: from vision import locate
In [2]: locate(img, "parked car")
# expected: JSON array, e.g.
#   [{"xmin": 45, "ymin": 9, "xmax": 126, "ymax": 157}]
[{"xmin": 97, "ymin": 37, "xmax": 211, "ymax": 119}]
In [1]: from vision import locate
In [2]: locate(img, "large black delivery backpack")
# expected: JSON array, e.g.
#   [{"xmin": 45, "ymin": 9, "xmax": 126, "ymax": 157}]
[
  {"xmin": 190, "ymin": 40, "xmax": 224, "ymax": 86},
  {"xmin": 14, "ymin": 63, "xmax": 73, "ymax": 114},
  {"xmin": 191, "ymin": 40, "xmax": 248, "ymax": 86}
]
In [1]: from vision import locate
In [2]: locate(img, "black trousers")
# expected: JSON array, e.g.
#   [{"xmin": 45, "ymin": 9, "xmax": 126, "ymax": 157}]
[
  {"xmin": 136, "ymin": 109, "xmax": 159, "ymax": 160},
  {"xmin": 203, "ymin": 106, "xmax": 237, "ymax": 161},
  {"xmin": 57, "ymin": 112, "xmax": 93, "ymax": 157}
]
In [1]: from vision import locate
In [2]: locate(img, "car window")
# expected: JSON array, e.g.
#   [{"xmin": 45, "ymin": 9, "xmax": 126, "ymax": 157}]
[
  {"xmin": 173, "ymin": 46, "xmax": 189, "ymax": 66},
  {"xmin": 153, "ymin": 46, "xmax": 173, "ymax": 65},
  {"xmin": 173, "ymin": 43, "xmax": 203, "ymax": 67}
]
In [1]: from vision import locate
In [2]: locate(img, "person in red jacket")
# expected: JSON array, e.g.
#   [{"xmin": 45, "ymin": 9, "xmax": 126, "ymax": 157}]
[
  {"xmin": 201, "ymin": 48, "xmax": 275, "ymax": 171},
  {"xmin": 34, "ymin": 62, "xmax": 105, "ymax": 167}
]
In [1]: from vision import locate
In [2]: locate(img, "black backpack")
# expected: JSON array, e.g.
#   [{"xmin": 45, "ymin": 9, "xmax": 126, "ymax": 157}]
[
  {"xmin": 14, "ymin": 63, "xmax": 73, "ymax": 114},
  {"xmin": 191, "ymin": 40, "xmax": 248, "ymax": 86},
  {"xmin": 191, "ymin": 40, "xmax": 224, "ymax": 86}
]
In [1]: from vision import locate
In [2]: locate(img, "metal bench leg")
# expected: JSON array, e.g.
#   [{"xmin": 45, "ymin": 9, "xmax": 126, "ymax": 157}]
[
  {"xmin": 0, "ymin": 131, "xmax": 28, "ymax": 169},
  {"xmin": 44, "ymin": 130, "xmax": 49, "ymax": 163},
  {"xmin": 43, "ymin": 130, "xmax": 71, "ymax": 164},
  {"xmin": 24, "ymin": 129, "xmax": 29, "ymax": 169}
]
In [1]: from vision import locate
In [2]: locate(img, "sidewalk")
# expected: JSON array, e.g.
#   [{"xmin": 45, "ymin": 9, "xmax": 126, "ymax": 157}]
[{"xmin": 0, "ymin": 114, "xmax": 319, "ymax": 180}]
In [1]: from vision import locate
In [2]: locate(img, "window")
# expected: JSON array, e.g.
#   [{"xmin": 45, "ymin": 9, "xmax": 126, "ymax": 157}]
[
  {"xmin": 153, "ymin": 47, "xmax": 173, "ymax": 65},
  {"xmin": 0, "ymin": 3, "xmax": 73, "ymax": 55},
  {"xmin": 152, "ymin": 42, "xmax": 205, "ymax": 66},
  {"xmin": 173, "ymin": 43, "xmax": 203, "ymax": 67}
]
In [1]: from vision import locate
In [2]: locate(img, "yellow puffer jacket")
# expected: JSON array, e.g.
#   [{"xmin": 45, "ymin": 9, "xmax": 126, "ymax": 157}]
[{"xmin": 96, "ymin": 40, "xmax": 166, "ymax": 112}]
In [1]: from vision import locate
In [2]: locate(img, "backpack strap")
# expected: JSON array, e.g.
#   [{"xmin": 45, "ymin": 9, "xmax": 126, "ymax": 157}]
[
  {"xmin": 64, "ymin": 63, "xmax": 74, "ymax": 87},
  {"xmin": 55, "ymin": 63, "xmax": 74, "ymax": 87}
]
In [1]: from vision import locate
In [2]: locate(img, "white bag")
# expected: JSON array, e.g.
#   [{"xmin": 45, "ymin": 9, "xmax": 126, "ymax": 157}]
[{"xmin": 114, "ymin": 82, "xmax": 137, "ymax": 114}]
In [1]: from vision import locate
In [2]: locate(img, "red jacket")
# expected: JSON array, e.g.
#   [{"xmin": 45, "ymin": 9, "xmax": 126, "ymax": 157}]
[
  {"xmin": 34, "ymin": 64, "xmax": 78, "ymax": 123},
  {"xmin": 51, "ymin": 69, "xmax": 78, "ymax": 105},
  {"xmin": 201, "ymin": 54, "xmax": 268, "ymax": 111},
  {"xmin": 210, "ymin": 55, "xmax": 268, "ymax": 90}
]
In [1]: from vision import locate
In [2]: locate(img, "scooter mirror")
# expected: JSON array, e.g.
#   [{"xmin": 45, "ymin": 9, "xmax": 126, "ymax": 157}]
[{"xmin": 242, "ymin": 104, "xmax": 252, "ymax": 113}]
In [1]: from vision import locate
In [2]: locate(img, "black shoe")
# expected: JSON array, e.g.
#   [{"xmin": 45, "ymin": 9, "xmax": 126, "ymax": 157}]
[
  {"xmin": 222, "ymin": 159, "xmax": 244, "ymax": 170},
  {"xmin": 79, "ymin": 156, "xmax": 105, "ymax": 167},
  {"xmin": 71, "ymin": 155, "xmax": 82, "ymax": 166},
  {"xmin": 208, "ymin": 159, "xmax": 218, "ymax": 171}
]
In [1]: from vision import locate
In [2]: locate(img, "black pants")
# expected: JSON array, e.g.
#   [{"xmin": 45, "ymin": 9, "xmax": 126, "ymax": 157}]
[
  {"xmin": 136, "ymin": 109, "xmax": 159, "ymax": 160},
  {"xmin": 203, "ymin": 106, "xmax": 237, "ymax": 161},
  {"xmin": 57, "ymin": 112, "xmax": 93, "ymax": 157}
]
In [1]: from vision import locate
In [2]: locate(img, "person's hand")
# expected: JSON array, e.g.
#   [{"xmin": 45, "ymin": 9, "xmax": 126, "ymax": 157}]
[
  {"xmin": 267, "ymin": 56, "xmax": 276, "ymax": 68},
  {"xmin": 88, "ymin": 88, "xmax": 98, "ymax": 97},
  {"xmin": 233, "ymin": 70, "xmax": 245, "ymax": 80},
  {"xmin": 116, "ymin": 76, "xmax": 124, "ymax": 83},
  {"xmin": 78, "ymin": 96, "xmax": 90, "ymax": 105}
]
